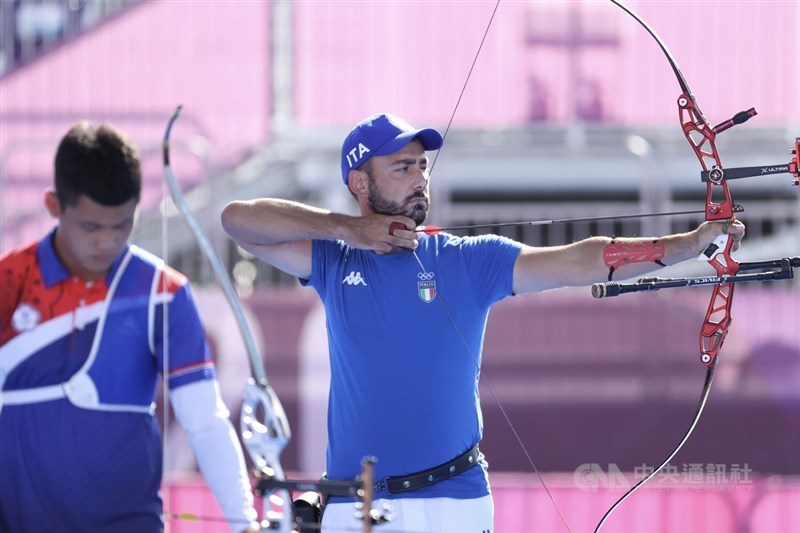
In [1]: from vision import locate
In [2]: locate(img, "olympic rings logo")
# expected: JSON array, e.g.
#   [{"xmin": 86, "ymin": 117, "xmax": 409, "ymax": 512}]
[{"xmin": 417, "ymin": 272, "xmax": 435, "ymax": 281}]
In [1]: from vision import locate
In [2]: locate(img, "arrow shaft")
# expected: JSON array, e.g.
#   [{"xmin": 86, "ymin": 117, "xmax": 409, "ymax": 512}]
[{"xmin": 424, "ymin": 208, "xmax": 733, "ymax": 234}]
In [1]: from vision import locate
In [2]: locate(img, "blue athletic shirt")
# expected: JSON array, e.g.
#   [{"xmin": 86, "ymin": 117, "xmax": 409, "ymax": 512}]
[
  {"xmin": 0, "ymin": 229, "xmax": 215, "ymax": 532},
  {"xmin": 302, "ymin": 232, "xmax": 522, "ymax": 500}
]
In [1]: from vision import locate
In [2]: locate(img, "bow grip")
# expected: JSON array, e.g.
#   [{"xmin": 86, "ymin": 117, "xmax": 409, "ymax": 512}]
[{"xmin": 698, "ymin": 233, "xmax": 730, "ymax": 262}]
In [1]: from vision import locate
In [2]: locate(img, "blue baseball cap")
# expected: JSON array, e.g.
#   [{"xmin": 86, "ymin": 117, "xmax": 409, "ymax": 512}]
[{"xmin": 340, "ymin": 113, "xmax": 444, "ymax": 184}]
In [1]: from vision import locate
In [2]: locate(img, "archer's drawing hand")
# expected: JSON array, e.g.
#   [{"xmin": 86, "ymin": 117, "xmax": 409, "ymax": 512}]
[{"xmin": 344, "ymin": 214, "xmax": 419, "ymax": 254}]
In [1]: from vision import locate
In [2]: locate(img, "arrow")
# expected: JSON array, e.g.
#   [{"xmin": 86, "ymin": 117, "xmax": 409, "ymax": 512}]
[{"xmin": 417, "ymin": 206, "xmax": 743, "ymax": 235}]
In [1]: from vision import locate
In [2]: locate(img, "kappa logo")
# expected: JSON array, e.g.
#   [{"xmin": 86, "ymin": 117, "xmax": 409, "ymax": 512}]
[
  {"xmin": 417, "ymin": 271, "xmax": 437, "ymax": 303},
  {"xmin": 345, "ymin": 143, "xmax": 371, "ymax": 169},
  {"xmin": 342, "ymin": 271, "xmax": 367, "ymax": 286}
]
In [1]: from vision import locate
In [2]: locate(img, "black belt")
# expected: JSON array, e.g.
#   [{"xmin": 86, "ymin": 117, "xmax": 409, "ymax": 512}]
[{"xmin": 374, "ymin": 445, "xmax": 482, "ymax": 495}]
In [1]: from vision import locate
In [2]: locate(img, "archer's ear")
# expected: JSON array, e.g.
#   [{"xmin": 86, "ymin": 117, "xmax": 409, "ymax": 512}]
[
  {"xmin": 348, "ymin": 170, "xmax": 369, "ymax": 198},
  {"xmin": 44, "ymin": 190, "xmax": 61, "ymax": 218}
]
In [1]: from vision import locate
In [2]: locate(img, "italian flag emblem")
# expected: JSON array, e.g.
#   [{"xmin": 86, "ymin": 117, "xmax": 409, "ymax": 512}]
[{"xmin": 418, "ymin": 281, "xmax": 437, "ymax": 303}]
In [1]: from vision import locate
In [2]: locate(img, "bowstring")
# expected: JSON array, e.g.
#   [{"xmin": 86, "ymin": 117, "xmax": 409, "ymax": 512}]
[
  {"xmin": 418, "ymin": 2, "xmax": 572, "ymax": 530},
  {"xmin": 427, "ymin": 0, "xmax": 499, "ymax": 178},
  {"xmin": 412, "ymin": 251, "xmax": 573, "ymax": 533}
]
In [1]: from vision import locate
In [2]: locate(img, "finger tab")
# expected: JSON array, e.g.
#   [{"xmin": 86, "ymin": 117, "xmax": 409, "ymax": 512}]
[{"xmin": 389, "ymin": 222, "xmax": 405, "ymax": 235}]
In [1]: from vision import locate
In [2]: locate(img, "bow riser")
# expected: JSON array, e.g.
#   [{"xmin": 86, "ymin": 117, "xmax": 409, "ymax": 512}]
[{"xmin": 677, "ymin": 90, "xmax": 741, "ymax": 368}]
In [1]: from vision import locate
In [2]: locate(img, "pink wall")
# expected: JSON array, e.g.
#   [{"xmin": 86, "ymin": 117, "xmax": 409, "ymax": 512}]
[
  {"xmin": 2, "ymin": 0, "xmax": 796, "ymax": 161},
  {"xmin": 0, "ymin": 1, "xmax": 272, "ymax": 251},
  {"xmin": 294, "ymin": 0, "xmax": 799, "ymax": 128},
  {"xmin": 0, "ymin": 1, "xmax": 272, "ymax": 160}
]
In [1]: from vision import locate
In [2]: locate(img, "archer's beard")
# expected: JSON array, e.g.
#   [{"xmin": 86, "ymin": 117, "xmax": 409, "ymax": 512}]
[{"xmin": 367, "ymin": 181, "xmax": 430, "ymax": 226}]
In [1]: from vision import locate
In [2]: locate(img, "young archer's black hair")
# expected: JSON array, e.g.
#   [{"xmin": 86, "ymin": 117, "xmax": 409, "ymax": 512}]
[{"xmin": 54, "ymin": 121, "xmax": 141, "ymax": 208}]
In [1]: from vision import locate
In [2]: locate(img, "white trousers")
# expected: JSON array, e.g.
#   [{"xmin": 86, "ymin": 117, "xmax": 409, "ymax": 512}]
[{"xmin": 321, "ymin": 495, "xmax": 494, "ymax": 533}]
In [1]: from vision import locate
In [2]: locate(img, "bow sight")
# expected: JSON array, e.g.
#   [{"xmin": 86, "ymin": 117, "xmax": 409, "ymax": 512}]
[{"xmin": 701, "ymin": 136, "xmax": 800, "ymax": 188}]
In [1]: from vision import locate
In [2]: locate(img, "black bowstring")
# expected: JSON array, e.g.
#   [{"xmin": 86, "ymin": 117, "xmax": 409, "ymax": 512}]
[{"xmin": 417, "ymin": 1, "xmax": 573, "ymax": 531}]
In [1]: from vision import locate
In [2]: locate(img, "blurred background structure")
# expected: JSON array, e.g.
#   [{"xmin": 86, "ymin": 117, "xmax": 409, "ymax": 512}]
[{"xmin": 1, "ymin": 1, "xmax": 798, "ymax": 532}]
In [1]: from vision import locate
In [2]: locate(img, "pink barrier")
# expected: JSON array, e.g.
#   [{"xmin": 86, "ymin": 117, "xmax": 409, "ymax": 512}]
[
  {"xmin": 164, "ymin": 475, "xmax": 230, "ymax": 533},
  {"xmin": 163, "ymin": 472, "xmax": 800, "ymax": 532}
]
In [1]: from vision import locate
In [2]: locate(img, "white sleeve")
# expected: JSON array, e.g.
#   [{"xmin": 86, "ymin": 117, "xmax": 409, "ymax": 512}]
[{"xmin": 170, "ymin": 379, "xmax": 258, "ymax": 533}]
